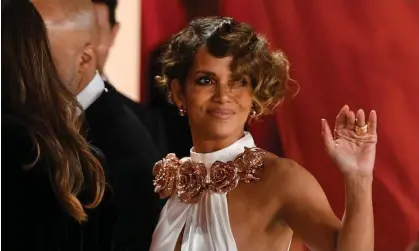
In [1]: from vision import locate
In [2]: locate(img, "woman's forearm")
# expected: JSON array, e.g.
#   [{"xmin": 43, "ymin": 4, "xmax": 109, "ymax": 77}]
[{"xmin": 337, "ymin": 175, "xmax": 374, "ymax": 251}]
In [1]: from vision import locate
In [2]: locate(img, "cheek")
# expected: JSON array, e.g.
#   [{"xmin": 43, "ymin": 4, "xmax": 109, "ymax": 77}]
[
  {"xmin": 51, "ymin": 49, "xmax": 76, "ymax": 80},
  {"xmin": 54, "ymin": 55, "xmax": 79, "ymax": 92},
  {"xmin": 234, "ymin": 89, "xmax": 253, "ymax": 110},
  {"xmin": 97, "ymin": 44, "xmax": 109, "ymax": 54},
  {"xmin": 186, "ymin": 95, "xmax": 208, "ymax": 119},
  {"xmin": 184, "ymin": 84, "xmax": 210, "ymax": 110},
  {"xmin": 99, "ymin": 32, "xmax": 113, "ymax": 47},
  {"xmin": 55, "ymin": 58, "xmax": 74, "ymax": 84},
  {"xmin": 97, "ymin": 45, "xmax": 109, "ymax": 63}
]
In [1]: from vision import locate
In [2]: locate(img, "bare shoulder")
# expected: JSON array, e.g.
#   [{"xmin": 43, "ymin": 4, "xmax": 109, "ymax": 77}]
[
  {"xmin": 261, "ymin": 151, "xmax": 321, "ymax": 198},
  {"xmin": 262, "ymin": 151, "xmax": 312, "ymax": 181}
]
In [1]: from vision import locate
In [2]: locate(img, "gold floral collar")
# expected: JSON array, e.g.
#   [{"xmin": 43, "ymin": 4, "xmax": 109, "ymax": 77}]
[{"xmin": 153, "ymin": 147, "xmax": 265, "ymax": 204}]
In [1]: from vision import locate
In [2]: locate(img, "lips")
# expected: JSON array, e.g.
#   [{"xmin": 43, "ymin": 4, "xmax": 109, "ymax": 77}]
[{"xmin": 207, "ymin": 108, "xmax": 235, "ymax": 119}]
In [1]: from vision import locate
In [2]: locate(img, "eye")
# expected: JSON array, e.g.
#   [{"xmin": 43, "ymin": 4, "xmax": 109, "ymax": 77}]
[
  {"xmin": 232, "ymin": 77, "xmax": 249, "ymax": 87},
  {"xmin": 195, "ymin": 76, "xmax": 213, "ymax": 85},
  {"xmin": 239, "ymin": 78, "xmax": 248, "ymax": 86}
]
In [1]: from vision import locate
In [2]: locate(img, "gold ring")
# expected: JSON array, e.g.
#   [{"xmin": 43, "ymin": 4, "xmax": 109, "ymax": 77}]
[{"xmin": 355, "ymin": 124, "xmax": 368, "ymax": 136}]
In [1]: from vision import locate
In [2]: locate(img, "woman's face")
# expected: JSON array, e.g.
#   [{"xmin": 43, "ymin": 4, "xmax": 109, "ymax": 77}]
[{"xmin": 172, "ymin": 46, "xmax": 253, "ymax": 142}]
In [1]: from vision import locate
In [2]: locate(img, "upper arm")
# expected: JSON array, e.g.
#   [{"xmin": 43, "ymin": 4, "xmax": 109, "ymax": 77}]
[{"xmin": 278, "ymin": 161, "xmax": 342, "ymax": 251}]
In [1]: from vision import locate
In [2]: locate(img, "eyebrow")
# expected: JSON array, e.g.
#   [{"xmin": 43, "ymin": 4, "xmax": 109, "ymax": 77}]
[
  {"xmin": 194, "ymin": 70, "xmax": 252, "ymax": 82},
  {"xmin": 194, "ymin": 70, "xmax": 217, "ymax": 77}
]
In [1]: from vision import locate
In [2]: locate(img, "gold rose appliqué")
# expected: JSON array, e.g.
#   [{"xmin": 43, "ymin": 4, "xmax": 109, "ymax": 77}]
[{"xmin": 152, "ymin": 147, "xmax": 265, "ymax": 204}]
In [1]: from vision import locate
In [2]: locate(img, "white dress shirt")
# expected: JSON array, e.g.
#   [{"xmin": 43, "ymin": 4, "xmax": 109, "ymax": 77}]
[{"xmin": 76, "ymin": 71, "xmax": 105, "ymax": 110}]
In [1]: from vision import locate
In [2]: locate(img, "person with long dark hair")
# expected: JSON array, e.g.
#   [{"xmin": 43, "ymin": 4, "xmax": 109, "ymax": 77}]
[{"xmin": 2, "ymin": 0, "xmax": 106, "ymax": 249}]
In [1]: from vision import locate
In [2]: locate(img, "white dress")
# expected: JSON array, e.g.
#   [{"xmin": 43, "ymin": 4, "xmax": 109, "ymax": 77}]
[{"xmin": 150, "ymin": 132, "xmax": 291, "ymax": 251}]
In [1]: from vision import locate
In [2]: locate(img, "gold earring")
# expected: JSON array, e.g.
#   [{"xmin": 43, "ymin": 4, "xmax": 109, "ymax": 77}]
[
  {"xmin": 249, "ymin": 109, "xmax": 256, "ymax": 118},
  {"xmin": 179, "ymin": 107, "xmax": 186, "ymax": 116}
]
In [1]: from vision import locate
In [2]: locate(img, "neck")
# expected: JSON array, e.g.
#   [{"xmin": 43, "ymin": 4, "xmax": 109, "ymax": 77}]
[
  {"xmin": 192, "ymin": 129, "xmax": 245, "ymax": 153},
  {"xmin": 77, "ymin": 70, "xmax": 96, "ymax": 94},
  {"xmin": 99, "ymin": 71, "xmax": 108, "ymax": 81}
]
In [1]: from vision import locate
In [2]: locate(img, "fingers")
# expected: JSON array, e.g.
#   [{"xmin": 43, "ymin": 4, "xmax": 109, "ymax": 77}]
[
  {"xmin": 322, "ymin": 119, "xmax": 335, "ymax": 152},
  {"xmin": 335, "ymin": 106, "xmax": 377, "ymax": 131},
  {"xmin": 355, "ymin": 109, "xmax": 366, "ymax": 127},
  {"xmin": 335, "ymin": 105, "xmax": 349, "ymax": 130},
  {"xmin": 346, "ymin": 110, "xmax": 356, "ymax": 130},
  {"xmin": 368, "ymin": 110, "xmax": 377, "ymax": 135}
]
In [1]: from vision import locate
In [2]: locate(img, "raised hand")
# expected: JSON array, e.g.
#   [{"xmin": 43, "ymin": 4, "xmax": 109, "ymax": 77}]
[{"xmin": 321, "ymin": 105, "xmax": 378, "ymax": 177}]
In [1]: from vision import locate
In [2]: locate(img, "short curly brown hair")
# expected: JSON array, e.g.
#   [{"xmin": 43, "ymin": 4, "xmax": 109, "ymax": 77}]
[{"xmin": 156, "ymin": 16, "xmax": 294, "ymax": 118}]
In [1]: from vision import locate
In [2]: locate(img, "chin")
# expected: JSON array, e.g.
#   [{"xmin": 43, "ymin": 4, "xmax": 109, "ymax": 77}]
[{"xmin": 200, "ymin": 125, "xmax": 241, "ymax": 140}]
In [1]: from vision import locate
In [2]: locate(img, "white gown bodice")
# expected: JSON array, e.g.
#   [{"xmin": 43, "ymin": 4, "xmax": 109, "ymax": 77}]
[{"xmin": 149, "ymin": 132, "xmax": 291, "ymax": 251}]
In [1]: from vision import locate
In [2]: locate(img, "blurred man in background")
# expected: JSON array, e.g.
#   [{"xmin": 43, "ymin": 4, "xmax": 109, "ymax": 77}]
[
  {"xmin": 93, "ymin": 0, "xmax": 168, "ymax": 154},
  {"xmin": 92, "ymin": 0, "xmax": 118, "ymax": 81}
]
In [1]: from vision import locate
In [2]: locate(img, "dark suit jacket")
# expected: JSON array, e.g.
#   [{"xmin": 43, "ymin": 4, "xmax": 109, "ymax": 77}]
[
  {"xmin": 2, "ymin": 115, "xmax": 113, "ymax": 251},
  {"xmin": 84, "ymin": 85, "xmax": 164, "ymax": 251},
  {"xmin": 104, "ymin": 81, "xmax": 168, "ymax": 155}
]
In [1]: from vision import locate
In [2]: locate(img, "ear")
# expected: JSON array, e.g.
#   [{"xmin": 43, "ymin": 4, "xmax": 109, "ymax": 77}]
[
  {"xmin": 170, "ymin": 79, "xmax": 186, "ymax": 109},
  {"xmin": 109, "ymin": 23, "xmax": 120, "ymax": 47},
  {"xmin": 78, "ymin": 43, "xmax": 96, "ymax": 73}
]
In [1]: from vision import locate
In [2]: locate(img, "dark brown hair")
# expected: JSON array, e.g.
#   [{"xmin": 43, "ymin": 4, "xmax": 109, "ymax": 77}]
[
  {"xmin": 156, "ymin": 16, "xmax": 294, "ymax": 118},
  {"xmin": 2, "ymin": 0, "xmax": 105, "ymax": 223}
]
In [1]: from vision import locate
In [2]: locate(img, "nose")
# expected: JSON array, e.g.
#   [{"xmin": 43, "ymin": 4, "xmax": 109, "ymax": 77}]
[{"xmin": 212, "ymin": 82, "xmax": 232, "ymax": 104}]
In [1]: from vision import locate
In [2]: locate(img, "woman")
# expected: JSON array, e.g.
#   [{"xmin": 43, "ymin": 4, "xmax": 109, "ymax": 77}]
[
  {"xmin": 2, "ymin": 0, "xmax": 107, "ymax": 250},
  {"xmin": 150, "ymin": 17, "xmax": 377, "ymax": 251}
]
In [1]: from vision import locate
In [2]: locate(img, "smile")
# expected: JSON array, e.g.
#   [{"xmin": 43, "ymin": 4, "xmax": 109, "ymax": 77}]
[{"xmin": 207, "ymin": 108, "xmax": 235, "ymax": 119}]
